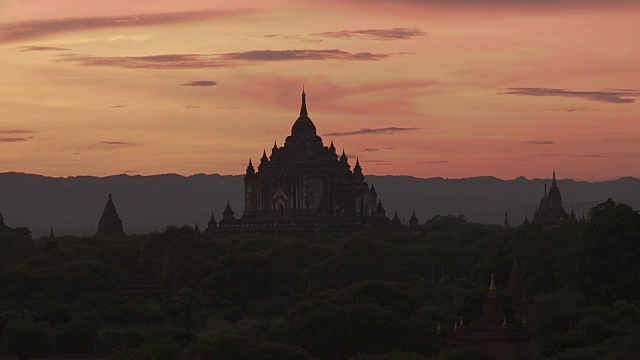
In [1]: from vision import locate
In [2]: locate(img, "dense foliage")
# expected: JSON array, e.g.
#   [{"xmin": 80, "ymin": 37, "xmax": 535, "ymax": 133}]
[{"xmin": 0, "ymin": 199, "xmax": 638, "ymax": 359}]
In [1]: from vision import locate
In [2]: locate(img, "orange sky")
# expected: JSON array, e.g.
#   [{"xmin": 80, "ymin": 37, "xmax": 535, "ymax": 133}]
[{"xmin": 1, "ymin": 0, "xmax": 639, "ymax": 181}]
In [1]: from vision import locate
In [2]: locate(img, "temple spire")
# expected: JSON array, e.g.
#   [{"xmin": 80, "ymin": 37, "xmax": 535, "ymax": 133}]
[
  {"xmin": 552, "ymin": 170, "xmax": 557, "ymax": 186},
  {"xmin": 490, "ymin": 273, "xmax": 496, "ymax": 291},
  {"xmin": 300, "ymin": 87, "xmax": 308, "ymax": 117},
  {"xmin": 96, "ymin": 193, "xmax": 126, "ymax": 238}
]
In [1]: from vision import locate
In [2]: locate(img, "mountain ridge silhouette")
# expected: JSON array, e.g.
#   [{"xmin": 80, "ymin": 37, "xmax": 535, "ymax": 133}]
[{"xmin": 2, "ymin": 172, "xmax": 639, "ymax": 237}]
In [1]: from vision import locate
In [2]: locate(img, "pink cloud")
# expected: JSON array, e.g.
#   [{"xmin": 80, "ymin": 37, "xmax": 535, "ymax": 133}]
[
  {"xmin": 319, "ymin": 0, "xmax": 640, "ymax": 13},
  {"xmin": 0, "ymin": 10, "xmax": 246, "ymax": 44},
  {"xmin": 55, "ymin": 49, "xmax": 394, "ymax": 69},
  {"xmin": 0, "ymin": 137, "xmax": 34, "ymax": 142},
  {"xmin": 0, "ymin": 130, "xmax": 37, "ymax": 134}
]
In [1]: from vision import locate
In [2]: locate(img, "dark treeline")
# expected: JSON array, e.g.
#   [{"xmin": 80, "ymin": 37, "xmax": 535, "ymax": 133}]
[{"xmin": 0, "ymin": 198, "xmax": 639, "ymax": 359}]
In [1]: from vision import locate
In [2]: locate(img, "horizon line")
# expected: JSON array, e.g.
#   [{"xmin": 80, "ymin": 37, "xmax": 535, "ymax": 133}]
[{"xmin": 1, "ymin": 171, "xmax": 637, "ymax": 183}]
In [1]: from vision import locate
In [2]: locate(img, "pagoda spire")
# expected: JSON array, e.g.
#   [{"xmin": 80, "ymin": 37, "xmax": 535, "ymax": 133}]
[
  {"xmin": 552, "ymin": 170, "xmax": 557, "ymax": 187},
  {"xmin": 96, "ymin": 193, "xmax": 126, "ymax": 238},
  {"xmin": 49, "ymin": 226, "xmax": 55, "ymax": 240},
  {"xmin": 246, "ymin": 158, "xmax": 255, "ymax": 175},
  {"xmin": 490, "ymin": 273, "xmax": 496, "ymax": 291},
  {"xmin": 300, "ymin": 87, "xmax": 308, "ymax": 117}
]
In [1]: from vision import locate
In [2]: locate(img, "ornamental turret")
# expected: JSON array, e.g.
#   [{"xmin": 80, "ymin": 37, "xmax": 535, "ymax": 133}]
[
  {"xmin": 409, "ymin": 210, "xmax": 419, "ymax": 227},
  {"xmin": 376, "ymin": 199, "xmax": 386, "ymax": 217},
  {"xmin": 481, "ymin": 274, "xmax": 503, "ymax": 323},
  {"xmin": 221, "ymin": 201, "xmax": 235, "ymax": 225},
  {"xmin": 205, "ymin": 212, "xmax": 217, "ymax": 233},
  {"xmin": 547, "ymin": 171, "xmax": 562, "ymax": 208},
  {"xmin": 391, "ymin": 211, "xmax": 401, "ymax": 227},
  {"xmin": 353, "ymin": 158, "xmax": 364, "ymax": 180},
  {"xmin": 246, "ymin": 158, "xmax": 255, "ymax": 176}
]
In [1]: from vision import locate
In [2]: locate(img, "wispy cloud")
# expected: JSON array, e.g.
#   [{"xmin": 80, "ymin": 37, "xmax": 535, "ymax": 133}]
[
  {"xmin": 313, "ymin": 27, "xmax": 426, "ymax": 40},
  {"xmin": 108, "ymin": 105, "xmax": 127, "ymax": 108},
  {"xmin": 261, "ymin": 34, "xmax": 323, "ymax": 44},
  {"xmin": 501, "ymin": 88, "xmax": 640, "ymax": 104},
  {"xmin": 419, "ymin": 160, "xmax": 448, "ymax": 164},
  {"xmin": 222, "ymin": 49, "xmax": 390, "ymax": 61},
  {"xmin": 330, "ymin": 0, "xmax": 640, "ymax": 12},
  {"xmin": 18, "ymin": 45, "xmax": 70, "ymax": 51},
  {"xmin": 183, "ymin": 104, "xmax": 202, "ymax": 109},
  {"xmin": 0, "ymin": 137, "xmax": 33, "ymax": 142},
  {"xmin": 0, "ymin": 129, "xmax": 37, "ymax": 134},
  {"xmin": 562, "ymin": 107, "xmax": 588, "ymax": 112},
  {"xmin": 324, "ymin": 127, "xmax": 421, "ymax": 137},
  {"xmin": 56, "ymin": 49, "xmax": 393, "ymax": 69},
  {"xmin": 362, "ymin": 148, "xmax": 379, "ymax": 152},
  {"xmin": 529, "ymin": 153, "xmax": 563, "ymax": 157},
  {"xmin": 522, "ymin": 140, "xmax": 555, "ymax": 145},
  {"xmin": 0, "ymin": 10, "xmax": 243, "ymax": 44},
  {"xmin": 182, "ymin": 80, "xmax": 218, "ymax": 87},
  {"xmin": 100, "ymin": 141, "xmax": 132, "ymax": 145},
  {"xmin": 575, "ymin": 153, "xmax": 606, "ymax": 158}
]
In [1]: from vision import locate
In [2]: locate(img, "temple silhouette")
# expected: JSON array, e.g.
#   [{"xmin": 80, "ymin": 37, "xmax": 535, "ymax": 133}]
[
  {"xmin": 96, "ymin": 194, "xmax": 126, "ymax": 239},
  {"xmin": 532, "ymin": 171, "xmax": 573, "ymax": 226},
  {"xmin": 205, "ymin": 90, "xmax": 388, "ymax": 236},
  {"xmin": 446, "ymin": 257, "xmax": 532, "ymax": 360}
]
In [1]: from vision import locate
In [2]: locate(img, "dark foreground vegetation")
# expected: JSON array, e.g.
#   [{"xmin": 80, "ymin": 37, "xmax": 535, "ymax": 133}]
[{"xmin": 0, "ymin": 198, "xmax": 639, "ymax": 359}]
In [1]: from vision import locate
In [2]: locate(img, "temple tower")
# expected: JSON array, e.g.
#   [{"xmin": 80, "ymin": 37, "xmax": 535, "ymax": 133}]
[{"xmin": 96, "ymin": 194, "xmax": 126, "ymax": 238}]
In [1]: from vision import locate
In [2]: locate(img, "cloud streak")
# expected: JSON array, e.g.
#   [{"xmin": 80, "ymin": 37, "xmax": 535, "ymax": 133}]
[
  {"xmin": 313, "ymin": 27, "xmax": 426, "ymax": 40},
  {"xmin": 182, "ymin": 80, "xmax": 218, "ymax": 87},
  {"xmin": 333, "ymin": 0, "xmax": 640, "ymax": 11},
  {"xmin": 501, "ymin": 88, "xmax": 640, "ymax": 104},
  {"xmin": 0, "ymin": 10, "xmax": 243, "ymax": 44},
  {"xmin": 19, "ymin": 45, "xmax": 70, "ymax": 51},
  {"xmin": 0, "ymin": 137, "xmax": 33, "ymax": 142},
  {"xmin": 56, "ymin": 49, "xmax": 393, "ymax": 69},
  {"xmin": 419, "ymin": 160, "xmax": 448, "ymax": 164},
  {"xmin": 324, "ymin": 127, "xmax": 421, "ymax": 137},
  {"xmin": 0, "ymin": 130, "xmax": 37, "ymax": 134},
  {"xmin": 522, "ymin": 140, "xmax": 555, "ymax": 145},
  {"xmin": 221, "ymin": 49, "xmax": 390, "ymax": 61},
  {"xmin": 100, "ymin": 141, "xmax": 132, "ymax": 145},
  {"xmin": 575, "ymin": 153, "xmax": 606, "ymax": 158}
]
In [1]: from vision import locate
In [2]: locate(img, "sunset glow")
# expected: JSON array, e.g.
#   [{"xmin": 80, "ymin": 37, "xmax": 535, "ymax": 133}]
[{"xmin": 1, "ymin": 0, "xmax": 639, "ymax": 180}]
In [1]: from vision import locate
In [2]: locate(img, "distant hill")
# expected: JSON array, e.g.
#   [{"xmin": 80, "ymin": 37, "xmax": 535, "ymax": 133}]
[{"xmin": 1, "ymin": 172, "xmax": 639, "ymax": 237}]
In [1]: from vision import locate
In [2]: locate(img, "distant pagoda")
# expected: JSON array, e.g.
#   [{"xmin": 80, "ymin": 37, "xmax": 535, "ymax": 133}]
[
  {"xmin": 533, "ymin": 171, "xmax": 569, "ymax": 226},
  {"xmin": 96, "ymin": 194, "xmax": 126, "ymax": 239},
  {"xmin": 447, "ymin": 274, "xmax": 531, "ymax": 359}
]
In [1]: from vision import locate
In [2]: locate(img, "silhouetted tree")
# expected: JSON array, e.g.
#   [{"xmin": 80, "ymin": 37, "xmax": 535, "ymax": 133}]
[{"xmin": 574, "ymin": 199, "xmax": 640, "ymax": 303}]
